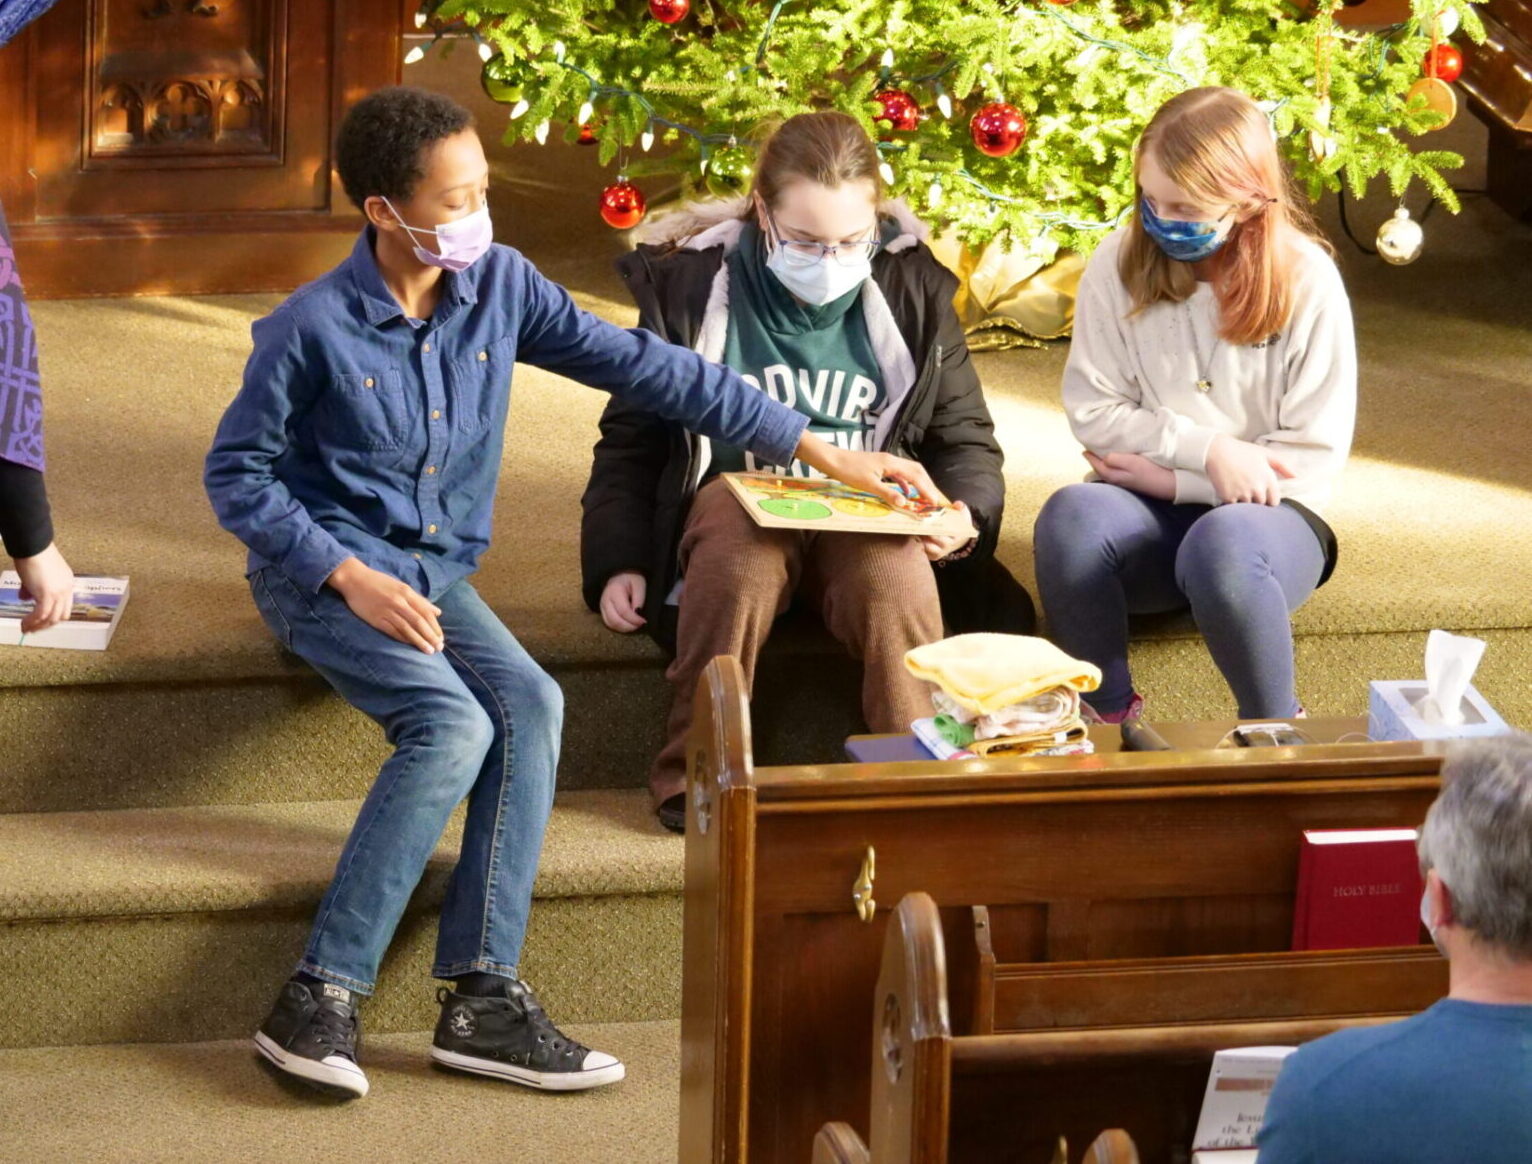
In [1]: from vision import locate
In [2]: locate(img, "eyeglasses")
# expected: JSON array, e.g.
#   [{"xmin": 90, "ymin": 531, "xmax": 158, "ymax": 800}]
[
  {"xmin": 1145, "ymin": 196, "xmax": 1278, "ymax": 224},
  {"xmin": 766, "ymin": 209, "xmax": 881, "ymax": 268}
]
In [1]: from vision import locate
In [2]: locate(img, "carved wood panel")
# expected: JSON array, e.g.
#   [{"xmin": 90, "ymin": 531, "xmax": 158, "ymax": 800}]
[
  {"xmin": 30, "ymin": 0, "xmax": 326, "ymax": 217},
  {"xmin": 0, "ymin": 0, "xmax": 411, "ymax": 296},
  {"xmin": 88, "ymin": 0, "xmax": 287, "ymax": 164}
]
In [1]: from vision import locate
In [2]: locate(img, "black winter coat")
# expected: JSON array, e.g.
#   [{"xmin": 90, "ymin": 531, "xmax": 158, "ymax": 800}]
[{"xmin": 579, "ymin": 222, "xmax": 1034, "ymax": 653}]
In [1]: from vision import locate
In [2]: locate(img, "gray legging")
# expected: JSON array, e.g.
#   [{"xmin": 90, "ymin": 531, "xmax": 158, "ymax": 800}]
[{"xmin": 1033, "ymin": 482, "xmax": 1326, "ymax": 719}]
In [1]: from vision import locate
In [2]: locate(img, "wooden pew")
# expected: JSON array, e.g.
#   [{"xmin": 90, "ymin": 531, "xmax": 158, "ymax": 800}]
[
  {"xmin": 679, "ymin": 656, "xmax": 1448, "ymax": 1163},
  {"xmin": 853, "ymin": 892, "xmax": 1443, "ymax": 1162},
  {"xmin": 1083, "ymin": 1131, "xmax": 1139, "ymax": 1164},
  {"xmin": 814, "ymin": 1118, "xmax": 1141, "ymax": 1164},
  {"xmin": 812, "ymin": 1124, "xmax": 870, "ymax": 1164}
]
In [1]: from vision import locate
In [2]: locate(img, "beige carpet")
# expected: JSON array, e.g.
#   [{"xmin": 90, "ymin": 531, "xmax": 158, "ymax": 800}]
[
  {"xmin": 0, "ymin": 790, "xmax": 684, "ymax": 1047},
  {"xmin": 0, "ymin": 1021, "xmax": 680, "ymax": 1163},
  {"xmin": 0, "ymin": 788, "xmax": 679, "ymax": 921}
]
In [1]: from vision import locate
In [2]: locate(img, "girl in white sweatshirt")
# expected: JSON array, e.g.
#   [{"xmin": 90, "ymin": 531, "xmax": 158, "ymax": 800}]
[{"xmin": 1034, "ymin": 87, "xmax": 1356, "ymax": 721}]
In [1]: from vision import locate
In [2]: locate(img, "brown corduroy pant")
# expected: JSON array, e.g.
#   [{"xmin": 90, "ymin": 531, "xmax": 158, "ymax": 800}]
[{"xmin": 649, "ymin": 477, "xmax": 945, "ymax": 805}]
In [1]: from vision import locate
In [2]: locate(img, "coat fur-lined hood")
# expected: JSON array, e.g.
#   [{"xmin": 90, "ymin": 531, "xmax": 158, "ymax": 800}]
[{"xmin": 634, "ymin": 193, "xmax": 927, "ymax": 255}]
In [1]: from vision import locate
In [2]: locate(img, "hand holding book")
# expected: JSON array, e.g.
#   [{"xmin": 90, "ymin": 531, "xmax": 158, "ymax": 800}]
[
  {"xmin": 1, "ymin": 570, "xmax": 128, "ymax": 650},
  {"xmin": 10, "ymin": 542, "xmax": 74, "ymax": 633}
]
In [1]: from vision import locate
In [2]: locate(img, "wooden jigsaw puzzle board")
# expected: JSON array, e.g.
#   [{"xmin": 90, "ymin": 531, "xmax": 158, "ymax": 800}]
[{"xmin": 721, "ymin": 472, "xmax": 977, "ymax": 538}]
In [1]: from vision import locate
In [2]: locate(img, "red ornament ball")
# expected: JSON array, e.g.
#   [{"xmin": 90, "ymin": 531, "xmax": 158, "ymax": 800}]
[
  {"xmin": 873, "ymin": 89, "xmax": 921, "ymax": 133},
  {"xmin": 600, "ymin": 180, "xmax": 647, "ymax": 230},
  {"xmin": 1423, "ymin": 43, "xmax": 1463, "ymax": 84},
  {"xmin": 577, "ymin": 122, "xmax": 598, "ymax": 146},
  {"xmin": 970, "ymin": 102, "xmax": 1028, "ymax": 158},
  {"xmin": 648, "ymin": 0, "xmax": 689, "ymax": 23}
]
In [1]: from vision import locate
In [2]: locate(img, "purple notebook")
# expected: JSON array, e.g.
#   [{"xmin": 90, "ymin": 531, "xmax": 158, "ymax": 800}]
[{"xmin": 844, "ymin": 735, "xmax": 929, "ymax": 763}]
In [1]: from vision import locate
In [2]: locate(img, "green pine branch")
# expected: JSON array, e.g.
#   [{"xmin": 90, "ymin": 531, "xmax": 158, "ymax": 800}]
[{"xmin": 425, "ymin": 0, "xmax": 1483, "ymax": 256}]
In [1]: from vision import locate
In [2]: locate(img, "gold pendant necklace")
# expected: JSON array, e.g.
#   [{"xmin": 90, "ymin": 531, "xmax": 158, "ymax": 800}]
[{"xmin": 1187, "ymin": 300, "xmax": 1220, "ymax": 393}]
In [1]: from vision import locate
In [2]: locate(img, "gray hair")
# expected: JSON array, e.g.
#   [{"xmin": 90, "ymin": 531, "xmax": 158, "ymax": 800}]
[{"xmin": 1417, "ymin": 734, "xmax": 1532, "ymax": 959}]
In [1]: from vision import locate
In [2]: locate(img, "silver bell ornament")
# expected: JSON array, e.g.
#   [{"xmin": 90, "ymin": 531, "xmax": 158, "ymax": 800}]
[{"xmin": 1376, "ymin": 207, "xmax": 1424, "ymax": 266}]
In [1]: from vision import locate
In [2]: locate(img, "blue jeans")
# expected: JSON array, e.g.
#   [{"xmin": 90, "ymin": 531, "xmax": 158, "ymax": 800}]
[
  {"xmin": 249, "ymin": 567, "xmax": 562, "ymax": 995},
  {"xmin": 1033, "ymin": 483, "xmax": 1325, "ymax": 719}
]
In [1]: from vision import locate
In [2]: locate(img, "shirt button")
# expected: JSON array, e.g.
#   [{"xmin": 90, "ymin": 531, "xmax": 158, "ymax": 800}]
[
  {"xmin": 363, "ymin": 378, "xmax": 374, "ymax": 388},
  {"xmin": 425, "ymin": 465, "xmax": 437, "ymax": 475},
  {"xmin": 431, "ymin": 410, "xmax": 442, "ymax": 420},
  {"xmin": 423, "ymin": 343, "xmax": 432, "ymax": 353},
  {"xmin": 428, "ymin": 524, "xmax": 438, "ymax": 534},
  {"xmin": 477, "ymin": 351, "xmax": 487, "ymax": 362}
]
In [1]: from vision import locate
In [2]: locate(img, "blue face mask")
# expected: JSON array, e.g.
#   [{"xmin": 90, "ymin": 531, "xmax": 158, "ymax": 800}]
[{"xmin": 1139, "ymin": 196, "xmax": 1229, "ymax": 263}]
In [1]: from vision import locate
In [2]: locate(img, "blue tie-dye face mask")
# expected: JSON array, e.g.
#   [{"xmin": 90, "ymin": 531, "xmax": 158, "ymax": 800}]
[{"xmin": 1138, "ymin": 196, "xmax": 1229, "ymax": 263}]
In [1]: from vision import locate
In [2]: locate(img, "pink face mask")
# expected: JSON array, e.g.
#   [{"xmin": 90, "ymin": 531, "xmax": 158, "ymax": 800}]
[{"xmin": 381, "ymin": 197, "xmax": 493, "ymax": 273}]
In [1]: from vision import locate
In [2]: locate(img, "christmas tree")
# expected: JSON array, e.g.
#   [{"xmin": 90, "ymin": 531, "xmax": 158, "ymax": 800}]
[{"xmin": 421, "ymin": 0, "xmax": 1483, "ymax": 263}]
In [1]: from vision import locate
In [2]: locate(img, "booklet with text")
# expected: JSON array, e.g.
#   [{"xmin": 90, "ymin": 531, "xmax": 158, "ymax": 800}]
[{"xmin": 0, "ymin": 572, "xmax": 130, "ymax": 651}]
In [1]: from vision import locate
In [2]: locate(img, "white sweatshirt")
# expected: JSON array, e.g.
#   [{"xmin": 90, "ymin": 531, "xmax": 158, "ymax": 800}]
[{"xmin": 1062, "ymin": 226, "xmax": 1356, "ymax": 513}]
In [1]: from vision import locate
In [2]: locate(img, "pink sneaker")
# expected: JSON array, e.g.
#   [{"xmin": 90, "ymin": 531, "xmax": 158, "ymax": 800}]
[{"xmin": 1081, "ymin": 692, "xmax": 1144, "ymax": 726}]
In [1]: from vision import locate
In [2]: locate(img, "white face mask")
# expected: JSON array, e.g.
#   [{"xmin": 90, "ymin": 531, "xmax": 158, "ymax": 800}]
[
  {"xmin": 381, "ymin": 197, "xmax": 493, "ymax": 273},
  {"xmin": 760, "ymin": 207, "xmax": 876, "ymax": 306},
  {"xmin": 765, "ymin": 243, "xmax": 872, "ymax": 306}
]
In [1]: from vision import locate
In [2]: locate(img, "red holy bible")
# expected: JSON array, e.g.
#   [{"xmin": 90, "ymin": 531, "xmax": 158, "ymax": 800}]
[{"xmin": 1292, "ymin": 829, "xmax": 1425, "ymax": 951}]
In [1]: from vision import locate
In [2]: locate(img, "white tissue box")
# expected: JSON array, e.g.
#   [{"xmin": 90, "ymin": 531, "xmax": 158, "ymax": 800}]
[{"xmin": 1368, "ymin": 680, "xmax": 1512, "ymax": 743}]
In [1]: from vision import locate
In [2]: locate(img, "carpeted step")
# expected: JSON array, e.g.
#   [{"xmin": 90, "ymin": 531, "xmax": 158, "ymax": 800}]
[
  {"xmin": 0, "ymin": 1019, "xmax": 680, "ymax": 1164},
  {"xmin": 0, "ymin": 627, "xmax": 862, "ymax": 815},
  {"xmin": 5, "ymin": 622, "xmax": 1528, "ymax": 817},
  {"xmin": 0, "ymin": 790, "xmax": 683, "ymax": 1049}
]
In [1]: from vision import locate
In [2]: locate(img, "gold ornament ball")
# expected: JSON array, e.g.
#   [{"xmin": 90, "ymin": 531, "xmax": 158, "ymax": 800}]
[
  {"xmin": 1376, "ymin": 207, "xmax": 1423, "ymax": 266},
  {"xmin": 706, "ymin": 148, "xmax": 754, "ymax": 196},
  {"xmin": 1407, "ymin": 77, "xmax": 1458, "ymax": 131},
  {"xmin": 480, "ymin": 57, "xmax": 526, "ymax": 105}
]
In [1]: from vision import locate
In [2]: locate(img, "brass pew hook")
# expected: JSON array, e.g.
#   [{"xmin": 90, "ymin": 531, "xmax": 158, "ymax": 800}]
[{"xmin": 852, "ymin": 846, "xmax": 876, "ymax": 922}]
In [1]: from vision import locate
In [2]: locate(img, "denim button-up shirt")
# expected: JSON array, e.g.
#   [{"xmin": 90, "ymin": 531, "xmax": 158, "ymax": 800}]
[{"xmin": 205, "ymin": 228, "xmax": 807, "ymax": 597}]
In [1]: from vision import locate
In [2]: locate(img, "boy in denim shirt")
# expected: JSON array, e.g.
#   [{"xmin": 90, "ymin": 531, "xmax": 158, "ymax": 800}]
[{"xmin": 206, "ymin": 86, "xmax": 937, "ymax": 1099}]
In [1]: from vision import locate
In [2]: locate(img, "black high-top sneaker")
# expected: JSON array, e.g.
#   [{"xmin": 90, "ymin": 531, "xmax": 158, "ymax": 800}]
[
  {"xmin": 253, "ymin": 977, "xmax": 368, "ymax": 1098},
  {"xmin": 431, "ymin": 979, "xmax": 625, "ymax": 1091}
]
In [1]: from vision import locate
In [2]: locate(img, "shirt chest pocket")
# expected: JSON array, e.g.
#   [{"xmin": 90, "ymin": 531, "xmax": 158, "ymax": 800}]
[
  {"xmin": 316, "ymin": 370, "xmax": 411, "ymax": 452},
  {"xmin": 447, "ymin": 336, "xmax": 515, "ymax": 436}
]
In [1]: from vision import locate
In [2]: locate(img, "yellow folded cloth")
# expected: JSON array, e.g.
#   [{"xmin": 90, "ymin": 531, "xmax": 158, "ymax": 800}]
[
  {"xmin": 905, "ymin": 634, "xmax": 1102, "ymax": 717},
  {"xmin": 968, "ymin": 722, "xmax": 1090, "ymax": 757}
]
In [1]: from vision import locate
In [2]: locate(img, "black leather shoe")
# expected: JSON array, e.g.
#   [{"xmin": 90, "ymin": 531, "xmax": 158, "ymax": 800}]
[{"xmin": 656, "ymin": 793, "xmax": 686, "ymax": 834}]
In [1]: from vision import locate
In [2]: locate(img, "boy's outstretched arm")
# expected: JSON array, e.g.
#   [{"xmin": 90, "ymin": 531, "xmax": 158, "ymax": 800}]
[{"xmin": 515, "ymin": 259, "xmax": 943, "ymax": 510}]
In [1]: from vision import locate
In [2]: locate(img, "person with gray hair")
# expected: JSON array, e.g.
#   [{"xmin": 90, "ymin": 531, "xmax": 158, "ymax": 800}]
[{"xmin": 1257, "ymin": 734, "xmax": 1532, "ymax": 1162}]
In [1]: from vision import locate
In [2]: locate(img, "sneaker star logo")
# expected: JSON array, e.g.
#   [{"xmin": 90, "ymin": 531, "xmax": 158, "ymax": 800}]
[{"xmin": 449, "ymin": 1006, "xmax": 476, "ymax": 1038}]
